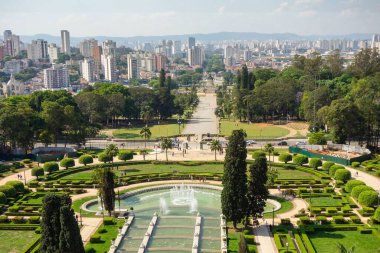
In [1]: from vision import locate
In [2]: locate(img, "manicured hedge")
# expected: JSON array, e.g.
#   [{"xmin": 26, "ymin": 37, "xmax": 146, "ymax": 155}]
[
  {"xmin": 351, "ymin": 185, "xmax": 375, "ymax": 199},
  {"xmin": 5, "ymin": 181, "xmax": 25, "ymax": 192},
  {"xmin": 329, "ymin": 165, "xmax": 345, "ymax": 176},
  {"xmin": 334, "ymin": 169, "xmax": 351, "ymax": 182},
  {"xmin": 252, "ymin": 150, "xmax": 266, "ymax": 159},
  {"xmin": 0, "ymin": 185, "xmax": 16, "ymax": 198},
  {"xmin": 358, "ymin": 190, "xmax": 379, "ymax": 207},
  {"xmin": 344, "ymin": 180, "xmax": 365, "ymax": 193},
  {"xmin": 118, "ymin": 151, "xmax": 134, "ymax": 161}
]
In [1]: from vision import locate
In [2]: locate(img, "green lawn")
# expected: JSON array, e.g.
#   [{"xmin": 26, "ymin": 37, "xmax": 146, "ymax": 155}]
[
  {"xmin": 0, "ymin": 230, "xmax": 38, "ymax": 253},
  {"xmin": 85, "ymin": 219, "xmax": 124, "ymax": 253},
  {"xmin": 112, "ymin": 119, "xmax": 185, "ymax": 139},
  {"xmin": 308, "ymin": 230, "xmax": 380, "ymax": 253},
  {"xmin": 220, "ymin": 120, "xmax": 289, "ymax": 139},
  {"xmin": 263, "ymin": 197, "xmax": 294, "ymax": 218},
  {"xmin": 274, "ymin": 166, "xmax": 319, "ymax": 180},
  {"xmin": 227, "ymin": 225, "xmax": 257, "ymax": 253},
  {"xmin": 306, "ymin": 196, "xmax": 343, "ymax": 207}
]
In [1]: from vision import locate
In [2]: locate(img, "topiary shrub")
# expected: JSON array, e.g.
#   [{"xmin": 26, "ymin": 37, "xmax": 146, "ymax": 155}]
[
  {"xmin": 43, "ymin": 162, "xmax": 59, "ymax": 174},
  {"xmin": 345, "ymin": 180, "xmax": 365, "ymax": 193},
  {"xmin": 279, "ymin": 153, "xmax": 292, "ymax": 164},
  {"xmin": 333, "ymin": 215, "xmax": 346, "ymax": 224},
  {"xmin": 12, "ymin": 216, "xmax": 26, "ymax": 224},
  {"xmin": 334, "ymin": 169, "xmax": 351, "ymax": 182},
  {"xmin": 322, "ymin": 161, "xmax": 335, "ymax": 171},
  {"xmin": 0, "ymin": 185, "xmax": 16, "ymax": 198},
  {"xmin": 89, "ymin": 234, "xmax": 101, "ymax": 243},
  {"xmin": 103, "ymin": 217, "xmax": 114, "ymax": 225},
  {"xmin": 78, "ymin": 155, "xmax": 93, "ymax": 166},
  {"xmin": 118, "ymin": 151, "xmax": 134, "ymax": 161},
  {"xmin": 293, "ymin": 154, "xmax": 309, "ymax": 166},
  {"xmin": 22, "ymin": 159, "xmax": 32, "ymax": 165},
  {"xmin": 0, "ymin": 215, "xmax": 9, "ymax": 223},
  {"xmin": 358, "ymin": 190, "xmax": 379, "ymax": 207},
  {"xmin": 98, "ymin": 152, "xmax": 113, "ymax": 163},
  {"xmin": 252, "ymin": 150, "xmax": 266, "ymax": 159},
  {"xmin": 31, "ymin": 167, "xmax": 44, "ymax": 180},
  {"xmin": 5, "ymin": 181, "xmax": 24, "ymax": 192},
  {"xmin": 374, "ymin": 207, "xmax": 380, "ymax": 223},
  {"xmin": 309, "ymin": 158, "xmax": 322, "ymax": 169},
  {"xmin": 351, "ymin": 185, "xmax": 375, "ymax": 199},
  {"xmin": 59, "ymin": 158, "xmax": 75, "ymax": 169},
  {"xmin": 85, "ymin": 247, "xmax": 96, "ymax": 253},
  {"xmin": 351, "ymin": 162, "xmax": 360, "ymax": 168},
  {"xmin": 329, "ymin": 165, "xmax": 344, "ymax": 176},
  {"xmin": 0, "ymin": 192, "xmax": 6, "ymax": 204}
]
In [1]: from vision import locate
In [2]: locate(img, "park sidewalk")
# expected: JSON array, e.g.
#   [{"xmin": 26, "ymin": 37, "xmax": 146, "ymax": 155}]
[{"xmin": 253, "ymin": 224, "xmax": 276, "ymax": 253}]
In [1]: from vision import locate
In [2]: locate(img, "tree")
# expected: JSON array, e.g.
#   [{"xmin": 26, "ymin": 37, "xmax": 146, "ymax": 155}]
[
  {"xmin": 247, "ymin": 157, "xmax": 269, "ymax": 224},
  {"xmin": 267, "ymin": 167, "xmax": 279, "ymax": 186},
  {"xmin": 210, "ymin": 140, "xmax": 222, "ymax": 161},
  {"xmin": 140, "ymin": 126, "xmax": 152, "ymax": 148},
  {"xmin": 98, "ymin": 152, "xmax": 113, "ymax": 163},
  {"xmin": 264, "ymin": 143, "xmax": 274, "ymax": 162},
  {"xmin": 358, "ymin": 190, "xmax": 378, "ymax": 207},
  {"xmin": 161, "ymin": 138, "xmax": 173, "ymax": 162},
  {"xmin": 118, "ymin": 151, "xmax": 133, "ymax": 161},
  {"xmin": 40, "ymin": 194, "xmax": 84, "ymax": 253},
  {"xmin": 309, "ymin": 158, "xmax": 322, "ymax": 170},
  {"xmin": 59, "ymin": 205, "xmax": 85, "ymax": 253},
  {"xmin": 221, "ymin": 129, "xmax": 248, "ymax": 229},
  {"xmin": 43, "ymin": 162, "xmax": 59, "ymax": 174},
  {"xmin": 293, "ymin": 154, "xmax": 309, "ymax": 166},
  {"xmin": 31, "ymin": 167, "xmax": 44, "ymax": 180},
  {"xmin": 139, "ymin": 149, "xmax": 149, "ymax": 161},
  {"xmin": 334, "ymin": 169, "xmax": 351, "ymax": 182},
  {"xmin": 159, "ymin": 69, "xmax": 166, "ymax": 88},
  {"xmin": 308, "ymin": 131, "xmax": 327, "ymax": 145},
  {"xmin": 93, "ymin": 167, "xmax": 115, "ymax": 216},
  {"xmin": 59, "ymin": 158, "xmax": 75, "ymax": 170},
  {"xmin": 78, "ymin": 155, "xmax": 93, "ymax": 166},
  {"xmin": 104, "ymin": 144, "xmax": 119, "ymax": 163},
  {"xmin": 279, "ymin": 153, "xmax": 292, "ymax": 164}
]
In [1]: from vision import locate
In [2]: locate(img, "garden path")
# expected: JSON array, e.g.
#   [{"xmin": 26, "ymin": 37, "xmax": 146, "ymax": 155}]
[
  {"xmin": 80, "ymin": 217, "xmax": 103, "ymax": 245},
  {"xmin": 253, "ymin": 224, "xmax": 277, "ymax": 253}
]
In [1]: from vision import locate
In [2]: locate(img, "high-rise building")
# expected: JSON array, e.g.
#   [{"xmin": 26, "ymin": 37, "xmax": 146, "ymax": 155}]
[
  {"xmin": 154, "ymin": 54, "xmax": 166, "ymax": 71},
  {"xmin": 102, "ymin": 40, "xmax": 116, "ymax": 56},
  {"xmin": 371, "ymin": 34, "xmax": 380, "ymax": 49},
  {"xmin": 243, "ymin": 50, "xmax": 252, "ymax": 61},
  {"xmin": 0, "ymin": 45, "xmax": 5, "ymax": 60},
  {"xmin": 127, "ymin": 54, "xmax": 138, "ymax": 80},
  {"xmin": 44, "ymin": 64, "xmax": 69, "ymax": 89},
  {"xmin": 3, "ymin": 30, "xmax": 20, "ymax": 57},
  {"xmin": 188, "ymin": 37, "xmax": 195, "ymax": 49},
  {"xmin": 48, "ymin": 43, "xmax": 60, "ymax": 62},
  {"xmin": 3, "ymin": 30, "xmax": 12, "ymax": 41},
  {"xmin": 173, "ymin": 40, "xmax": 182, "ymax": 54},
  {"xmin": 79, "ymin": 38, "xmax": 98, "ymax": 57},
  {"xmin": 81, "ymin": 58, "xmax": 95, "ymax": 82},
  {"xmin": 27, "ymin": 39, "xmax": 48, "ymax": 60},
  {"xmin": 60, "ymin": 30, "xmax": 71, "ymax": 54},
  {"xmin": 5, "ymin": 39, "xmax": 13, "ymax": 56},
  {"xmin": 92, "ymin": 45, "xmax": 102, "ymax": 79},
  {"xmin": 101, "ymin": 54, "xmax": 117, "ymax": 82},
  {"xmin": 187, "ymin": 46, "xmax": 204, "ymax": 66}
]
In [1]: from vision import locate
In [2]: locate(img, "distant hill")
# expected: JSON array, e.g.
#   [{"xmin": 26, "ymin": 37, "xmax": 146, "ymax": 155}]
[{"xmin": 19, "ymin": 32, "xmax": 374, "ymax": 46}]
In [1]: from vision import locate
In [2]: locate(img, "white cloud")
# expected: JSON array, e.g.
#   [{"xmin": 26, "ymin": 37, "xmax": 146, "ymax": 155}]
[
  {"xmin": 340, "ymin": 8, "xmax": 354, "ymax": 17},
  {"xmin": 298, "ymin": 10, "xmax": 317, "ymax": 17},
  {"xmin": 218, "ymin": 6, "xmax": 225, "ymax": 15},
  {"xmin": 273, "ymin": 2, "xmax": 289, "ymax": 14},
  {"xmin": 294, "ymin": 0, "xmax": 322, "ymax": 5}
]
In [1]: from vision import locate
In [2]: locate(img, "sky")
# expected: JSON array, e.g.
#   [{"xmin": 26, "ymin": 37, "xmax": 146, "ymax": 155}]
[{"xmin": 1, "ymin": 0, "xmax": 380, "ymax": 37}]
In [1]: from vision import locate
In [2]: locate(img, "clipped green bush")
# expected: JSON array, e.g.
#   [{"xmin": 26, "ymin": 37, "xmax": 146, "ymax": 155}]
[
  {"xmin": 0, "ymin": 215, "xmax": 9, "ymax": 223},
  {"xmin": 59, "ymin": 158, "xmax": 75, "ymax": 169},
  {"xmin": 0, "ymin": 185, "xmax": 16, "ymax": 198},
  {"xmin": 293, "ymin": 154, "xmax": 309, "ymax": 166},
  {"xmin": 31, "ymin": 167, "xmax": 44, "ymax": 180},
  {"xmin": 351, "ymin": 162, "xmax": 360, "ymax": 168},
  {"xmin": 279, "ymin": 153, "xmax": 292, "ymax": 164},
  {"xmin": 78, "ymin": 155, "xmax": 93, "ymax": 166},
  {"xmin": 43, "ymin": 162, "xmax": 59, "ymax": 174},
  {"xmin": 0, "ymin": 192, "xmax": 6, "ymax": 204},
  {"xmin": 22, "ymin": 159, "xmax": 32, "ymax": 164},
  {"xmin": 89, "ymin": 234, "xmax": 101, "ymax": 243},
  {"xmin": 334, "ymin": 169, "xmax": 351, "ymax": 182},
  {"xmin": 358, "ymin": 190, "xmax": 379, "ymax": 207},
  {"xmin": 252, "ymin": 150, "xmax": 266, "ymax": 159},
  {"xmin": 85, "ymin": 247, "xmax": 96, "ymax": 253},
  {"xmin": 345, "ymin": 180, "xmax": 365, "ymax": 193},
  {"xmin": 329, "ymin": 165, "xmax": 344, "ymax": 176},
  {"xmin": 98, "ymin": 152, "xmax": 113, "ymax": 163},
  {"xmin": 322, "ymin": 161, "xmax": 335, "ymax": 171},
  {"xmin": 374, "ymin": 207, "xmax": 380, "ymax": 222},
  {"xmin": 5, "ymin": 181, "xmax": 24, "ymax": 193},
  {"xmin": 103, "ymin": 217, "xmax": 114, "ymax": 225},
  {"xmin": 351, "ymin": 185, "xmax": 375, "ymax": 199},
  {"xmin": 118, "ymin": 151, "xmax": 134, "ymax": 161},
  {"xmin": 309, "ymin": 158, "xmax": 322, "ymax": 169},
  {"xmin": 333, "ymin": 215, "xmax": 346, "ymax": 224}
]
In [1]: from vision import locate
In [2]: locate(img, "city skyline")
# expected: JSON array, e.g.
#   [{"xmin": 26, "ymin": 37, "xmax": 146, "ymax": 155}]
[{"xmin": 2, "ymin": 0, "xmax": 380, "ymax": 37}]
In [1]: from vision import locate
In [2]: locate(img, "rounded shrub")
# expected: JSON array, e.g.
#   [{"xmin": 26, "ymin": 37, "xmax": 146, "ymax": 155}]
[
  {"xmin": 31, "ymin": 167, "xmax": 44, "ymax": 179},
  {"xmin": 358, "ymin": 190, "xmax": 379, "ymax": 207},
  {"xmin": 59, "ymin": 158, "xmax": 75, "ymax": 169},
  {"xmin": 334, "ymin": 169, "xmax": 351, "ymax": 182},
  {"xmin": 5, "ymin": 181, "xmax": 24, "ymax": 192},
  {"xmin": 345, "ymin": 180, "xmax": 365, "ymax": 193},
  {"xmin": 43, "ymin": 162, "xmax": 59, "ymax": 174},
  {"xmin": 252, "ymin": 150, "xmax": 266, "ymax": 159},
  {"xmin": 78, "ymin": 155, "xmax": 93, "ymax": 166},
  {"xmin": 278, "ymin": 153, "xmax": 292, "ymax": 164},
  {"xmin": 322, "ymin": 161, "xmax": 335, "ymax": 171},
  {"xmin": 0, "ymin": 185, "xmax": 16, "ymax": 198},
  {"xmin": 351, "ymin": 162, "xmax": 360, "ymax": 168},
  {"xmin": 351, "ymin": 185, "xmax": 375, "ymax": 199},
  {"xmin": 309, "ymin": 158, "xmax": 322, "ymax": 169},
  {"xmin": 329, "ymin": 165, "xmax": 344, "ymax": 176},
  {"xmin": 0, "ymin": 192, "xmax": 6, "ymax": 204},
  {"xmin": 118, "ymin": 151, "xmax": 134, "ymax": 161},
  {"xmin": 293, "ymin": 154, "xmax": 309, "ymax": 166},
  {"xmin": 98, "ymin": 152, "xmax": 113, "ymax": 163},
  {"xmin": 374, "ymin": 207, "xmax": 380, "ymax": 223}
]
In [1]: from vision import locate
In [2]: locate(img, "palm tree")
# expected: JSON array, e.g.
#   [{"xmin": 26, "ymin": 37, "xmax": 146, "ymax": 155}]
[
  {"xmin": 336, "ymin": 242, "xmax": 355, "ymax": 253},
  {"xmin": 264, "ymin": 143, "xmax": 274, "ymax": 162},
  {"xmin": 139, "ymin": 149, "xmax": 148, "ymax": 161},
  {"xmin": 210, "ymin": 140, "xmax": 222, "ymax": 161},
  {"xmin": 161, "ymin": 138, "xmax": 173, "ymax": 162},
  {"xmin": 140, "ymin": 126, "xmax": 152, "ymax": 148},
  {"xmin": 105, "ymin": 144, "xmax": 119, "ymax": 163}
]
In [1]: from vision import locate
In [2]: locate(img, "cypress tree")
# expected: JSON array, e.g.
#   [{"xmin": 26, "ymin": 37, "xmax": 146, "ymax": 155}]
[
  {"xmin": 94, "ymin": 167, "xmax": 115, "ymax": 216},
  {"xmin": 248, "ymin": 72, "xmax": 256, "ymax": 90},
  {"xmin": 166, "ymin": 76, "xmax": 172, "ymax": 90},
  {"xmin": 246, "ymin": 157, "xmax": 269, "ymax": 224},
  {"xmin": 159, "ymin": 69, "xmax": 166, "ymax": 87},
  {"xmin": 221, "ymin": 129, "xmax": 248, "ymax": 229},
  {"xmin": 241, "ymin": 65, "xmax": 249, "ymax": 89},
  {"xmin": 59, "ymin": 206, "xmax": 85, "ymax": 253},
  {"xmin": 236, "ymin": 70, "xmax": 241, "ymax": 89}
]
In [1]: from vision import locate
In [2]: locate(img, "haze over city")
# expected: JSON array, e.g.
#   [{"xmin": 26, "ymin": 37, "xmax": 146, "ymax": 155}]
[{"xmin": 2, "ymin": 0, "xmax": 380, "ymax": 36}]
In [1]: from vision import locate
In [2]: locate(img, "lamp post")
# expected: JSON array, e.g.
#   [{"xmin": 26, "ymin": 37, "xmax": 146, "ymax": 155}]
[{"xmin": 155, "ymin": 145, "xmax": 157, "ymax": 161}]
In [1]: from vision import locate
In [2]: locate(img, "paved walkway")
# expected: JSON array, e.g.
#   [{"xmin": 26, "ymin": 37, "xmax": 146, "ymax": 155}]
[
  {"xmin": 182, "ymin": 93, "xmax": 218, "ymax": 139},
  {"xmin": 345, "ymin": 166, "xmax": 380, "ymax": 191},
  {"xmin": 80, "ymin": 217, "xmax": 103, "ymax": 245},
  {"xmin": 253, "ymin": 225, "xmax": 276, "ymax": 253}
]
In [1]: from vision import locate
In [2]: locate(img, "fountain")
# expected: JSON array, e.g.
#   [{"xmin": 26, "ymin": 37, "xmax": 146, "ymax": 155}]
[
  {"xmin": 159, "ymin": 197, "xmax": 169, "ymax": 215},
  {"xmin": 189, "ymin": 198, "xmax": 198, "ymax": 213},
  {"xmin": 170, "ymin": 184, "xmax": 199, "ymax": 213},
  {"xmin": 97, "ymin": 196, "xmax": 104, "ymax": 211}
]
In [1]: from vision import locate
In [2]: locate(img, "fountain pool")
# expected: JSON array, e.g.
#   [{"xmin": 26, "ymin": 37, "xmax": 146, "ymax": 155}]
[{"xmin": 83, "ymin": 184, "xmax": 281, "ymax": 252}]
